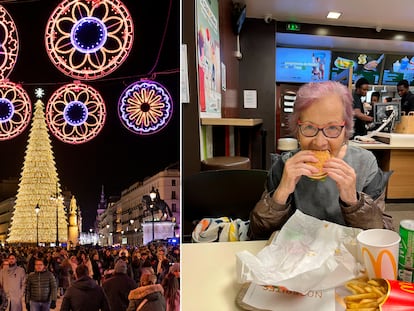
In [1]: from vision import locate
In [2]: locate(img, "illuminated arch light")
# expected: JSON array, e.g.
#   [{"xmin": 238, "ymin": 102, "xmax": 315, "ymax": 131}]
[
  {"xmin": 45, "ymin": 0, "xmax": 134, "ymax": 80},
  {"xmin": 0, "ymin": 5, "xmax": 19, "ymax": 79},
  {"xmin": 0, "ymin": 81, "xmax": 31, "ymax": 141},
  {"xmin": 46, "ymin": 82, "xmax": 106, "ymax": 144},
  {"xmin": 118, "ymin": 80, "xmax": 173, "ymax": 135}
]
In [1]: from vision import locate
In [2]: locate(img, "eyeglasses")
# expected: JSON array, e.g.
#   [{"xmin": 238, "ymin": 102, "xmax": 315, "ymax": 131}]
[{"xmin": 298, "ymin": 121, "xmax": 345, "ymax": 138}]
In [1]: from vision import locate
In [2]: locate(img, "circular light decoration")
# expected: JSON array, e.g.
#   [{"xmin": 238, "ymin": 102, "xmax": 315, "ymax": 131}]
[
  {"xmin": 0, "ymin": 81, "xmax": 31, "ymax": 141},
  {"xmin": 45, "ymin": 0, "xmax": 134, "ymax": 80},
  {"xmin": 118, "ymin": 80, "xmax": 173, "ymax": 135},
  {"xmin": 46, "ymin": 82, "xmax": 106, "ymax": 144},
  {"xmin": 0, "ymin": 5, "xmax": 19, "ymax": 79}
]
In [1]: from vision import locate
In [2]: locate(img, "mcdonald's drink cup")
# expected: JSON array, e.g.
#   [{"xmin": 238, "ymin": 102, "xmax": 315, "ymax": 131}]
[{"xmin": 357, "ymin": 229, "xmax": 401, "ymax": 280}]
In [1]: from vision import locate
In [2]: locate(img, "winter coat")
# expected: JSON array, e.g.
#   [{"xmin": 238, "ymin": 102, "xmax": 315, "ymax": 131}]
[
  {"xmin": 102, "ymin": 273, "xmax": 137, "ymax": 311},
  {"xmin": 25, "ymin": 270, "xmax": 57, "ymax": 303},
  {"xmin": 249, "ymin": 145, "xmax": 393, "ymax": 239},
  {"xmin": 60, "ymin": 276, "xmax": 110, "ymax": 311},
  {"xmin": 126, "ymin": 284, "xmax": 165, "ymax": 311}
]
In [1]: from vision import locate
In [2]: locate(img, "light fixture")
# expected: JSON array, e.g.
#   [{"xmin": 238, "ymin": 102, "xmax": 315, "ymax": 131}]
[
  {"xmin": 327, "ymin": 11, "xmax": 341, "ymax": 19},
  {"xmin": 149, "ymin": 187, "xmax": 157, "ymax": 201}
]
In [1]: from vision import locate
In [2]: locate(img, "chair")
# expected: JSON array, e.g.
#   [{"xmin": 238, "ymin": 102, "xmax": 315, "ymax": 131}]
[{"xmin": 182, "ymin": 169, "xmax": 268, "ymax": 242}]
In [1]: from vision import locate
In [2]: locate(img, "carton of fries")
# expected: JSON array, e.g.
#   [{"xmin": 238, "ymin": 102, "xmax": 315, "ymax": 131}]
[{"xmin": 343, "ymin": 277, "xmax": 414, "ymax": 310}]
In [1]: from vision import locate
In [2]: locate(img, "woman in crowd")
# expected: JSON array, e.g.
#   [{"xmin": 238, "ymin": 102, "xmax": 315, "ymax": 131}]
[
  {"xmin": 249, "ymin": 81, "xmax": 393, "ymax": 240},
  {"xmin": 162, "ymin": 272, "xmax": 180, "ymax": 311},
  {"xmin": 126, "ymin": 272, "xmax": 165, "ymax": 311}
]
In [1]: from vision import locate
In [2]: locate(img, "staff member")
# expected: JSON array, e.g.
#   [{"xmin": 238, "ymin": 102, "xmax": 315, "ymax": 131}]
[
  {"xmin": 397, "ymin": 79, "xmax": 414, "ymax": 114},
  {"xmin": 353, "ymin": 77, "xmax": 373, "ymax": 137}
]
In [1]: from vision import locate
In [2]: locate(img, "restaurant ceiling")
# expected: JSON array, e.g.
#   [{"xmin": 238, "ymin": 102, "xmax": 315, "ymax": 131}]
[{"xmin": 243, "ymin": 0, "xmax": 414, "ymax": 53}]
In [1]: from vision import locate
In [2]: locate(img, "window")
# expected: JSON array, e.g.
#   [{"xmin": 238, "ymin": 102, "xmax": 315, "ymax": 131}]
[
  {"xmin": 171, "ymin": 191, "xmax": 176, "ymax": 199},
  {"xmin": 172, "ymin": 179, "xmax": 176, "ymax": 186},
  {"xmin": 171, "ymin": 203, "xmax": 176, "ymax": 212}
]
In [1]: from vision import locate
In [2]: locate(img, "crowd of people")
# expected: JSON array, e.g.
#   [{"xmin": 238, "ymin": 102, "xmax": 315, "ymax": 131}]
[{"xmin": 0, "ymin": 241, "xmax": 180, "ymax": 311}]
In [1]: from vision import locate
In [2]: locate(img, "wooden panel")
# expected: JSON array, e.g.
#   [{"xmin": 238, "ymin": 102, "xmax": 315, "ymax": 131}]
[
  {"xmin": 387, "ymin": 150, "xmax": 414, "ymax": 198},
  {"xmin": 201, "ymin": 118, "xmax": 263, "ymax": 126}
]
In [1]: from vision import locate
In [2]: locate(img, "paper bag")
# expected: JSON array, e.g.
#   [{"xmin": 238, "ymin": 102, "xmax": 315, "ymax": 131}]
[
  {"xmin": 395, "ymin": 113, "xmax": 414, "ymax": 134},
  {"xmin": 236, "ymin": 210, "xmax": 362, "ymax": 294}
]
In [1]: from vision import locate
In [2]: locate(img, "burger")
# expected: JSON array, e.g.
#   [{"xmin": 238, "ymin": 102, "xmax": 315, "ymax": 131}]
[{"xmin": 307, "ymin": 150, "xmax": 331, "ymax": 180}]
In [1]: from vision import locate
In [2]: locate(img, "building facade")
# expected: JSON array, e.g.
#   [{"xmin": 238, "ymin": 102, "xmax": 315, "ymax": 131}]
[{"xmin": 98, "ymin": 166, "xmax": 180, "ymax": 247}]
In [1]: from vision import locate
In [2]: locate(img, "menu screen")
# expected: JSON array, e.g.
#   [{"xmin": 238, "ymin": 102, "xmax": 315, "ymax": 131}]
[
  {"xmin": 276, "ymin": 48, "xmax": 331, "ymax": 83},
  {"xmin": 382, "ymin": 54, "xmax": 414, "ymax": 85},
  {"xmin": 330, "ymin": 52, "xmax": 384, "ymax": 85}
]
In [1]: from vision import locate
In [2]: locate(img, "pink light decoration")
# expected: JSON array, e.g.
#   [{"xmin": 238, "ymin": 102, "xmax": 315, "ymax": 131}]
[
  {"xmin": 0, "ymin": 81, "xmax": 31, "ymax": 141},
  {"xmin": 118, "ymin": 80, "xmax": 173, "ymax": 135},
  {"xmin": 0, "ymin": 5, "xmax": 19, "ymax": 79},
  {"xmin": 46, "ymin": 82, "xmax": 106, "ymax": 144},
  {"xmin": 45, "ymin": 0, "xmax": 134, "ymax": 80}
]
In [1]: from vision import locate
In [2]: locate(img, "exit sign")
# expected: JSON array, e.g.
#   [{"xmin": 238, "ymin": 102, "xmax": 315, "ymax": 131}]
[{"xmin": 286, "ymin": 23, "xmax": 301, "ymax": 31}]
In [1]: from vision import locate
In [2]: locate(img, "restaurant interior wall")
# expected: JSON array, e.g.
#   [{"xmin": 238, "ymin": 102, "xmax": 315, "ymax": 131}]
[{"xmin": 183, "ymin": 4, "xmax": 414, "ymax": 175}]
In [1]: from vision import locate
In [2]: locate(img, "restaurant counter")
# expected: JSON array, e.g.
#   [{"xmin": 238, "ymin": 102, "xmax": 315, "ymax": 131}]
[
  {"xmin": 181, "ymin": 240, "xmax": 266, "ymax": 311},
  {"xmin": 350, "ymin": 133, "xmax": 414, "ymax": 199}
]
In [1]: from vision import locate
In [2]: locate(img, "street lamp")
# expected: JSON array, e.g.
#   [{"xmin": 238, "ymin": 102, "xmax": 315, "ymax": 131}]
[
  {"xmin": 149, "ymin": 187, "xmax": 157, "ymax": 242},
  {"xmin": 35, "ymin": 203, "xmax": 40, "ymax": 246},
  {"xmin": 51, "ymin": 183, "xmax": 62, "ymax": 246}
]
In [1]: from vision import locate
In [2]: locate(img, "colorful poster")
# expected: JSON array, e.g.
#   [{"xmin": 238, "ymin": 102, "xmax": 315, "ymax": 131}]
[
  {"xmin": 382, "ymin": 54, "xmax": 414, "ymax": 85},
  {"xmin": 276, "ymin": 48, "xmax": 332, "ymax": 83},
  {"xmin": 196, "ymin": 0, "xmax": 221, "ymax": 118},
  {"xmin": 330, "ymin": 52, "xmax": 384, "ymax": 85}
]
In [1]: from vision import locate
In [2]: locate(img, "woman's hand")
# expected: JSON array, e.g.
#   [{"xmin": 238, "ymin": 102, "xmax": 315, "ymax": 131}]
[
  {"xmin": 272, "ymin": 150, "xmax": 320, "ymax": 204},
  {"xmin": 324, "ymin": 145, "xmax": 358, "ymax": 205}
]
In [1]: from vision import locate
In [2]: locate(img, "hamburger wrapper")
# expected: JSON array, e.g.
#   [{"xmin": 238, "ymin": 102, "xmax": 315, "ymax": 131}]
[{"xmin": 236, "ymin": 210, "xmax": 362, "ymax": 294}]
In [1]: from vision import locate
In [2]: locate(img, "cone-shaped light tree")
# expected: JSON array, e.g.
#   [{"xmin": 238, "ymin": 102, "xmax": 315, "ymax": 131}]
[{"xmin": 7, "ymin": 100, "xmax": 68, "ymax": 244}]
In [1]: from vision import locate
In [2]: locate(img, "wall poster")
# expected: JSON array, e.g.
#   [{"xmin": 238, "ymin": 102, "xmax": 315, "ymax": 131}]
[{"xmin": 196, "ymin": 0, "xmax": 221, "ymax": 118}]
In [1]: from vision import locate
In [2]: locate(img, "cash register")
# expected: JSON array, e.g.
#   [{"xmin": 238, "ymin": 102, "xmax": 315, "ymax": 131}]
[{"xmin": 354, "ymin": 102, "xmax": 401, "ymax": 144}]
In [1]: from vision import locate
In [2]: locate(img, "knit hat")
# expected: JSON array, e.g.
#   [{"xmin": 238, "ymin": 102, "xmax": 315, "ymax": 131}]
[{"xmin": 114, "ymin": 260, "xmax": 127, "ymax": 274}]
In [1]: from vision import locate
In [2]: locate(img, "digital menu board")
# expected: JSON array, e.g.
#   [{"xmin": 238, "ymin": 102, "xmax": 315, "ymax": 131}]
[
  {"xmin": 276, "ymin": 48, "xmax": 332, "ymax": 83},
  {"xmin": 382, "ymin": 54, "xmax": 414, "ymax": 85},
  {"xmin": 330, "ymin": 52, "xmax": 384, "ymax": 85}
]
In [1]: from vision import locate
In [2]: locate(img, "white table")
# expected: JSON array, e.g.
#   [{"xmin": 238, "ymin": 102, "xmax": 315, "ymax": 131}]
[{"xmin": 181, "ymin": 240, "xmax": 267, "ymax": 311}]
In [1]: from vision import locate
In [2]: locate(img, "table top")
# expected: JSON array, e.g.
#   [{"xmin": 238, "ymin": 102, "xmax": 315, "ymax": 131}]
[{"xmin": 181, "ymin": 240, "xmax": 267, "ymax": 311}]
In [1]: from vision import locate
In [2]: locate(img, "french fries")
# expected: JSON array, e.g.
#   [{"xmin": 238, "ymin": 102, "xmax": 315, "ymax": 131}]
[{"xmin": 344, "ymin": 277, "xmax": 388, "ymax": 311}]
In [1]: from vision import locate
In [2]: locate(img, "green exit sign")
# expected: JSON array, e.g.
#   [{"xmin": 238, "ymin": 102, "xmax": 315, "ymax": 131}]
[{"xmin": 286, "ymin": 23, "xmax": 301, "ymax": 31}]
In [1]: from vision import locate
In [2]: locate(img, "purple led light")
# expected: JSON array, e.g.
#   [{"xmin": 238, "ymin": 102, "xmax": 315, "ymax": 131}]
[
  {"xmin": 63, "ymin": 100, "xmax": 88, "ymax": 126},
  {"xmin": 118, "ymin": 80, "xmax": 173, "ymax": 135},
  {"xmin": 70, "ymin": 17, "xmax": 107, "ymax": 54},
  {"xmin": 0, "ymin": 98, "xmax": 14, "ymax": 123}
]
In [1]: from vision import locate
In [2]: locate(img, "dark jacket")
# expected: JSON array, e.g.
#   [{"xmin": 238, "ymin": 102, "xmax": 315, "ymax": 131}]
[
  {"xmin": 126, "ymin": 284, "xmax": 165, "ymax": 311},
  {"xmin": 25, "ymin": 270, "xmax": 57, "ymax": 303},
  {"xmin": 60, "ymin": 276, "xmax": 110, "ymax": 311},
  {"xmin": 102, "ymin": 273, "xmax": 137, "ymax": 311}
]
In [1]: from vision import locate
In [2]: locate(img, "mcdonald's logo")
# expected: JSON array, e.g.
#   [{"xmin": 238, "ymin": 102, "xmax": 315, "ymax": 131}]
[{"xmin": 361, "ymin": 247, "xmax": 397, "ymax": 279}]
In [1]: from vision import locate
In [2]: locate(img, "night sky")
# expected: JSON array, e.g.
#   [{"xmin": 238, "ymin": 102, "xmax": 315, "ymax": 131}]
[{"xmin": 0, "ymin": 0, "xmax": 180, "ymax": 230}]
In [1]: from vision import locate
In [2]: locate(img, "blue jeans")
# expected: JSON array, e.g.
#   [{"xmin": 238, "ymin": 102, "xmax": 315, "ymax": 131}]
[{"xmin": 30, "ymin": 301, "xmax": 50, "ymax": 311}]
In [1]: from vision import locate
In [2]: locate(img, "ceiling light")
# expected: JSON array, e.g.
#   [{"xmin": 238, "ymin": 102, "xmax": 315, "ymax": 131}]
[{"xmin": 327, "ymin": 12, "xmax": 341, "ymax": 19}]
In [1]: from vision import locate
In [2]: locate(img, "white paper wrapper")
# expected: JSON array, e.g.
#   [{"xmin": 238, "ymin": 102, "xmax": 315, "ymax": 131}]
[{"xmin": 236, "ymin": 210, "xmax": 362, "ymax": 294}]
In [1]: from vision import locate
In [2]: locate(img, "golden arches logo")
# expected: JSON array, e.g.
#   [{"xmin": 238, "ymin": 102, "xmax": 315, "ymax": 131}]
[{"xmin": 361, "ymin": 247, "xmax": 397, "ymax": 279}]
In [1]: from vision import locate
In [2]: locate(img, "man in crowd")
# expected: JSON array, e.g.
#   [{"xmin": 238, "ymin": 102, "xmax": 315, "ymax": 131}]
[
  {"xmin": 397, "ymin": 79, "xmax": 414, "ymax": 114},
  {"xmin": 25, "ymin": 259, "xmax": 57, "ymax": 311},
  {"xmin": 102, "ymin": 259, "xmax": 137, "ymax": 311},
  {"xmin": 60, "ymin": 264, "xmax": 110, "ymax": 311},
  {"xmin": 0, "ymin": 253, "xmax": 26, "ymax": 311}
]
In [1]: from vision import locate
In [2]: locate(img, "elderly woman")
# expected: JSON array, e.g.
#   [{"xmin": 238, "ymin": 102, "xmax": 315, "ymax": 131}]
[{"xmin": 249, "ymin": 81, "xmax": 393, "ymax": 240}]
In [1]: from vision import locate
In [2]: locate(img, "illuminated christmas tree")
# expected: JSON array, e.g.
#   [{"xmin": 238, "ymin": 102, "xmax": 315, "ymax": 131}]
[{"xmin": 7, "ymin": 100, "xmax": 68, "ymax": 244}]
